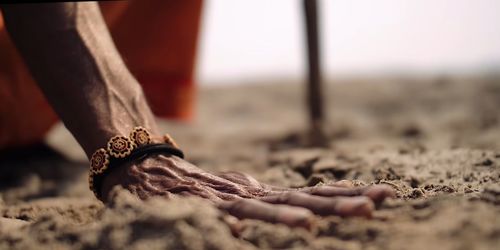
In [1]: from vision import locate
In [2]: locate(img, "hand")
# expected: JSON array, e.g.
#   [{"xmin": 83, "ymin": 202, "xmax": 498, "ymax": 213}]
[{"xmin": 101, "ymin": 154, "xmax": 395, "ymax": 228}]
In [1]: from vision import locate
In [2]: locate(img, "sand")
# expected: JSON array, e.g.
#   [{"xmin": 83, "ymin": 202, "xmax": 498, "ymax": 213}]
[{"xmin": 0, "ymin": 75, "xmax": 499, "ymax": 249}]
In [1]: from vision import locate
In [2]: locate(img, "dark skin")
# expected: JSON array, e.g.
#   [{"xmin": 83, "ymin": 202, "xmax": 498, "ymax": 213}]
[{"xmin": 2, "ymin": 2, "xmax": 394, "ymax": 228}]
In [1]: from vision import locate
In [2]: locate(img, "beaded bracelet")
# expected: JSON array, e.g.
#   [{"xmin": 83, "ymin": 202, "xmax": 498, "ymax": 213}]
[{"xmin": 88, "ymin": 126, "xmax": 184, "ymax": 200}]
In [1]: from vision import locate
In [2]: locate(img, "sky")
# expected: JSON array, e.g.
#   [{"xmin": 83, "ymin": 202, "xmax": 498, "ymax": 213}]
[{"xmin": 197, "ymin": 0, "xmax": 500, "ymax": 85}]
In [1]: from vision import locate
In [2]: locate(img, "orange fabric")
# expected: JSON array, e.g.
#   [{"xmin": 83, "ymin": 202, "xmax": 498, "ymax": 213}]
[
  {"xmin": 0, "ymin": 14, "xmax": 59, "ymax": 148},
  {"xmin": 0, "ymin": 0, "xmax": 202, "ymax": 149},
  {"xmin": 101, "ymin": 0, "xmax": 202, "ymax": 119}
]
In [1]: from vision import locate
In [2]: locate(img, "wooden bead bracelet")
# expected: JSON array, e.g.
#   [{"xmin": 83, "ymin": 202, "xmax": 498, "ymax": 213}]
[{"xmin": 88, "ymin": 126, "xmax": 184, "ymax": 200}]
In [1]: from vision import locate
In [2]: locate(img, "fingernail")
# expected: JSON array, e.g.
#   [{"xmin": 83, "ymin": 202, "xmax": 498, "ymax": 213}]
[
  {"xmin": 363, "ymin": 185, "xmax": 396, "ymax": 203},
  {"xmin": 336, "ymin": 197, "xmax": 374, "ymax": 218}
]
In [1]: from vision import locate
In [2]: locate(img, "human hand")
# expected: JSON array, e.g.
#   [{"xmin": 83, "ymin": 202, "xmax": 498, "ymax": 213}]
[{"xmin": 101, "ymin": 154, "xmax": 395, "ymax": 228}]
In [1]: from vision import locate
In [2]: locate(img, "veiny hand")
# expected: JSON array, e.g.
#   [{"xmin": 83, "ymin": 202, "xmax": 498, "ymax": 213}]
[{"xmin": 101, "ymin": 154, "xmax": 395, "ymax": 228}]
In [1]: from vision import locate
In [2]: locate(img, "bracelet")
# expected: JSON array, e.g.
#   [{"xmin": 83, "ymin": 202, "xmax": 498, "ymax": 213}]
[{"xmin": 88, "ymin": 126, "xmax": 184, "ymax": 200}]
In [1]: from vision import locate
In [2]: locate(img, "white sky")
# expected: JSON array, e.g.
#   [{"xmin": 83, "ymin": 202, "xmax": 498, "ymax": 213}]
[{"xmin": 197, "ymin": 0, "xmax": 500, "ymax": 84}]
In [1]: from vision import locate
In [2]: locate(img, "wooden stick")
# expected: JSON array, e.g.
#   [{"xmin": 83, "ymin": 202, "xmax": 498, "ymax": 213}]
[{"xmin": 303, "ymin": 0, "xmax": 326, "ymax": 144}]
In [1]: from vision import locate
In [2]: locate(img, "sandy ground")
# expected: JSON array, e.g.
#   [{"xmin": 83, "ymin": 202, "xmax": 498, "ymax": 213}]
[{"xmin": 0, "ymin": 76, "xmax": 499, "ymax": 250}]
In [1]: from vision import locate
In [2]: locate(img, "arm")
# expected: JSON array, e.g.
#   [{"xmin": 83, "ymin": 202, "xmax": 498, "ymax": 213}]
[{"xmin": 2, "ymin": 2, "xmax": 158, "ymax": 157}]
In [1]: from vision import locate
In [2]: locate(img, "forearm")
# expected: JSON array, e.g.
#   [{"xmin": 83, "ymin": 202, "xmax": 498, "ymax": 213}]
[{"xmin": 2, "ymin": 2, "xmax": 158, "ymax": 157}]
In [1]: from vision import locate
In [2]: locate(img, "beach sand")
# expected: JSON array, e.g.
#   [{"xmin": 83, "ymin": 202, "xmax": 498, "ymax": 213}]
[{"xmin": 0, "ymin": 76, "xmax": 499, "ymax": 249}]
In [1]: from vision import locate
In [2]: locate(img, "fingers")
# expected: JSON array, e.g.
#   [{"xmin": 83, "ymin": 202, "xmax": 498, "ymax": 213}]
[
  {"xmin": 260, "ymin": 192, "xmax": 374, "ymax": 218},
  {"xmin": 301, "ymin": 184, "xmax": 395, "ymax": 204},
  {"xmin": 218, "ymin": 199, "xmax": 315, "ymax": 229},
  {"xmin": 361, "ymin": 185, "xmax": 396, "ymax": 203},
  {"xmin": 301, "ymin": 185, "xmax": 360, "ymax": 196}
]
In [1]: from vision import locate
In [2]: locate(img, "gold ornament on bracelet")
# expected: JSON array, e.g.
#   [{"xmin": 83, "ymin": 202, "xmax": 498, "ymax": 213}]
[
  {"xmin": 130, "ymin": 126, "xmax": 151, "ymax": 147},
  {"xmin": 90, "ymin": 148, "xmax": 110, "ymax": 174},
  {"xmin": 107, "ymin": 135, "xmax": 134, "ymax": 158}
]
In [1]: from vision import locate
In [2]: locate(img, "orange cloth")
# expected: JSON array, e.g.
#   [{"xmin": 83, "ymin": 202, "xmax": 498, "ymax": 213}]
[{"xmin": 0, "ymin": 0, "xmax": 202, "ymax": 149}]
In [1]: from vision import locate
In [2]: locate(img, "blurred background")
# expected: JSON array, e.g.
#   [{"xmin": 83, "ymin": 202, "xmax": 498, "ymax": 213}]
[
  {"xmin": 2, "ymin": 0, "xmax": 500, "ymax": 159},
  {"xmin": 198, "ymin": 0, "xmax": 500, "ymax": 85}
]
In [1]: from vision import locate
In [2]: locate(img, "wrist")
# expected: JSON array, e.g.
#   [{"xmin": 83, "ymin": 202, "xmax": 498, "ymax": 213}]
[{"xmin": 87, "ymin": 126, "xmax": 183, "ymax": 201}]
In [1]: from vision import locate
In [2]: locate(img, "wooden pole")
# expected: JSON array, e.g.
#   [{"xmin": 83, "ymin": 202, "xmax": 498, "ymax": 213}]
[{"xmin": 303, "ymin": 0, "xmax": 326, "ymax": 144}]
